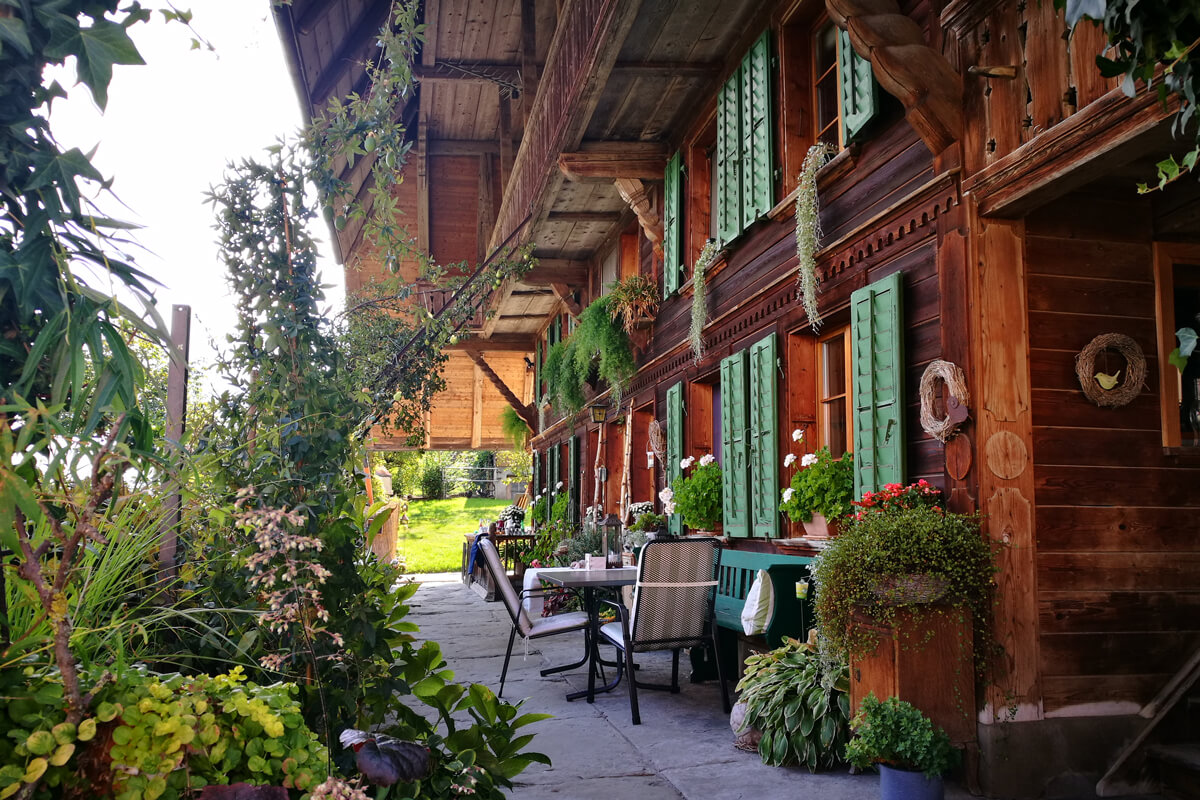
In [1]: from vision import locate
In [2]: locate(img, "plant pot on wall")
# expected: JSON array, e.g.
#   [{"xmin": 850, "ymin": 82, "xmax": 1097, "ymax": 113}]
[
  {"xmin": 879, "ymin": 763, "xmax": 945, "ymax": 800},
  {"xmin": 801, "ymin": 513, "xmax": 839, "ymax": 539}
]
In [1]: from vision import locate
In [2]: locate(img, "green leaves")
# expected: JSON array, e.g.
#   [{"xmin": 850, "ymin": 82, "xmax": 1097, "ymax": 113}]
[
  {"xmin": 59, "ymin": 17, "xmax": 146, "ymax": 109},
  {"xmin": 1170, "ymin": 327, "xmax": 1199, "ymax": 372}
]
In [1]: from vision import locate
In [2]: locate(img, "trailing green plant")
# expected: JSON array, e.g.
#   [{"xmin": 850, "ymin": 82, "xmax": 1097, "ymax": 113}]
[
  {"xmin": 607, "ymin": 274, "xmax": 660, "ymax": 334},
  {"xmin": 811, "ymin": 506, "xmax": 999, "ymax": 676},
  {"xmin": 689, "ymin": 240, "xmax": 720, "ymax": 361},
  {"xmin": 669, "ymin": 455, "xmax": 722, "ymax": 530},
  {"xmin": 735, "ymin": 637, "xmax": 852, "ymax": 771},
  {"xmin": 1170, "ymin": 326, "xmax": 1198, "ymax": 372},
  {"xmin": 501, "ymin": 405, "xmax": 533, "ymax": 449},
  {"xmin": 542, "ymin": 296, "xmax": 636, "ymax": 412},
  {"xmin": 779, "ymin": 447, "xmax": 855, "ymax": 523},
  {"xmin": 627, "ymin": 512, "xmax": 666, "ymax": 533},
  {"xmin": 530, "ymin": 493, "xmax": 549, "ymax": 525},
  {"xmin": 795, "ymin": 144, "xmax": 833, "ymax": 330},
  {"xmin": 1062, "ymin": 1, "xmax": 1200, "ymax": 192},
  {"xmin": 844, "ymin": 693, "xmax": 959, "ymax": 779}
]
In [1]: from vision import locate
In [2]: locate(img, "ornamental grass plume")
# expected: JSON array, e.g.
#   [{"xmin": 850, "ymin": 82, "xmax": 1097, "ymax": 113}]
[
  {"xmin": 689, "ymin": 239, "xmax": 720, "ymax": 361},
  {"xmin": 795, "ymin": 144, "xmax": 834, "ymax": 330}
]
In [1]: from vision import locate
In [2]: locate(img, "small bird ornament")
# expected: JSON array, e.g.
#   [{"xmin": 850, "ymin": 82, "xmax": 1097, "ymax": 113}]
[{"xmin": 339, "ymin": 729, "xmax": 432, "ymax": 786}]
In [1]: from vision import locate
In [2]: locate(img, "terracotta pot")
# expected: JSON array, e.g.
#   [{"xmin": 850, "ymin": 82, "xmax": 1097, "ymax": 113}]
[{"xmin": 801, "ymin": 513, "xmax": 840, "ymax": 539}]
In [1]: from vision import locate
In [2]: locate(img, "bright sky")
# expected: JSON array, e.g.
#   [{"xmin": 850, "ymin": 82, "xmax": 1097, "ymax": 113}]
[{"xmin": 51, "ymin": 1, "xmax": 344, "ymax": 384}]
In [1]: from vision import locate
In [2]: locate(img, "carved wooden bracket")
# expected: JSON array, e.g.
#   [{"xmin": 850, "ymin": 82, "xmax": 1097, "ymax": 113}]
[
  {"xmin": 826, "ymin": 0, "xmax": 963, "ymax": 154},
  {"xmin": 613, "ymin": 177, "xmax": 664, "ymax": 259},
  {"xmin": 550, "ymin": 282, "xmax": 583, "ymax": 318}
]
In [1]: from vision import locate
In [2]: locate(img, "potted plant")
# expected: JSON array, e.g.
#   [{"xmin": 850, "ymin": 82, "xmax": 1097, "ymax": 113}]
[
  {"xmin": 845, "ymin": 693, "xmax": 959, "ymax": 800},
  {"xmin": 669, "ymin": 454, "xmax": 722, "ymax": 534},
  {"xmin": 733, "ymin": 633, "xmax": 852, "ymax": 771},
  {"xmin": 607, "ymin": 274, "xmax": 660, "ymax": 333},
  {"xmin": 779, "ymin": 443, "xmax": 854, "ymax": 538}
]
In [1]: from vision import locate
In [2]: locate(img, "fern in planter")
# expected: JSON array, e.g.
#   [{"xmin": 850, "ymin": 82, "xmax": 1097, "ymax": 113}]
[
  {"xmin": 608, "ymin": 274, "xmax": 660, "ymax": 334},
  {"xmin": 543, "ymin": 296, "xmax": 637, "ymax": 412},
  {"xmin": 689, "ymin": 240, "xmax": 720, "ymax": 361}
]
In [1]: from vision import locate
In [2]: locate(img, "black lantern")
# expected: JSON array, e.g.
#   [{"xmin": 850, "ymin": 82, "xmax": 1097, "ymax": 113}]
[
  {"xmin": 589, "ymin": 402, "xmax": 608, "ymax": 424},
  {"xmin": 602, "ymin": 513, "xmax": 623, "ymax": 568}
]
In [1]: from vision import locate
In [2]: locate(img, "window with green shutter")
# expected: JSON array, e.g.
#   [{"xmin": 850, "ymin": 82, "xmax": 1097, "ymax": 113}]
[
  {"xmin": 715, "ymin": 29, "xmax": 775, "ymax": 245},
  {"xmin": 532, "ymin": 449, "xmax": 541, "ymax": 499},
  {"xmin": 748, "ymin": 333, "xmax": 780, "ymax": 538},
  {"xmin": 664, "ymin": 151, "xmax": 684, "ymax": 295},
  {"xmin": 838, "ymin": 28, "xmax": 880, "ymax": 143},
  {"xmin": 568, "ymin": 435, "xmax": 580, "ymax": 524},
  {"xmin": 850, "ymin": 271, "xmax": 905, "ymax": 498},
  {"xmin": 720, "ymin": 351, "xmax": 750, "ymax": 537},
  {"xmin": 665, "ymin": 382, "xmax": 684, "ymax": 536}
]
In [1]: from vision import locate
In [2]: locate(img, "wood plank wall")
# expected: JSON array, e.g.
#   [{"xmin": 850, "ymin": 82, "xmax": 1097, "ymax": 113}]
[{"xmin": 1026, "ymin": 191, "xmax": 1200, "ymax": 715}]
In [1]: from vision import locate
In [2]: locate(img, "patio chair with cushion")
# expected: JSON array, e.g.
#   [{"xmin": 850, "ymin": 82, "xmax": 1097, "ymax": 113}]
[
  {"xmin": 477, "ymin": 538, "xmax": 591, "ymax": 697},
  {"xmin": 597, "ymin": 537, "xmax": 731, "ymax": 724}
]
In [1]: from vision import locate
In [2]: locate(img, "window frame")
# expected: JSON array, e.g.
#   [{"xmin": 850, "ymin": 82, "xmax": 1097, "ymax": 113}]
[
  {"xmin": 816, "ymin": 324, "xmax": 853, "ymax": 456},
  {"xmin": 1153, "ymin": 242, "xmax": 1200, "ymax": 448}
]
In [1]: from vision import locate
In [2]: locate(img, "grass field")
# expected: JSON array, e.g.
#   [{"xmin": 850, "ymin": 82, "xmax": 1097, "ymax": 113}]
[{"xmin": 398, "ymin": 497, "xmax": 511, "ymax": 574}]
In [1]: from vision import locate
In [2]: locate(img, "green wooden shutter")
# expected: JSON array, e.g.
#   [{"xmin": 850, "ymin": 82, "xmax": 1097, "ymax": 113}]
[
  {"xmin": 839, "ymin": 28, "xmax": 880, "ymax": 143},
  {"xmin": 549, "ymin": 443, "xmax": 561, "ymax": 509},
  {"xmin": 850, "ymin": 271, "xmax": 905, "ymax": 498},
  {"xmin": 535, "ymin": 340, "xmax": 543, "ymax": 399},
  {"xmin": 568, "ymin": 435, "xmax": 580, "ymax": 525},
  {"xmin": 532, "ymin": 449, "xmax": 541, "ymax": 499},
  {"xmin": 748, "ymin": 333, "xmax": 780, "ymax": 538},
  {"xmin": 664, "ymin": 151, "xmax": 683, "ymax": 295},
  {"xmin": 740, "ymin": 31, "xmax": 774, "ymax": 229},
  {"xmin": 715, "ymin": 72, "xmax": 741, "ymax": 245},
  {"xmin": 720, "ymin": 352, "xmax": 750, "ymax": 537},
  {"xmin": 665, "ymin": 381, "xmax": 684, "ymax": 537}
]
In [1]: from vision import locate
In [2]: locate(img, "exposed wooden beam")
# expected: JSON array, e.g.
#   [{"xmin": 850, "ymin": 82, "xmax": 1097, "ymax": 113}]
[
  {"xmin": 417, "ymin": 120, "xmax": 430, "ymax": 252},
  {"xmin": 295, "ymin": 0, "xmax": 336, "ymax": 35},
  {"xmin": 464, "ymin": 351, "xmax": 537, "ymax": 430},
  {"xmin": 445, "ymin": 334, "xmax": 535, "ymax": 352},
  {"xmin": 310, "ymin": 0, "xmax": 391, "ymax": 106},
  {"xmin": 413, "ymin": 61, "xmax": 522, "ymax": 93},
  {"xmin": 471, "ymin": 362, "xmax": 484, "ymax": 448},
  {"xmin": 609, "ymin": 61, "xmax": 721, "ymax": 79},
  {"xmin": 550, "ymin": 282, "xmax": 583, "ymax": 318},
  {"xmin": 546, "ymin": 211, "xmax": 622, "ymax": 223},
  {"xmin": 498, "ymin": 90, "xmax": 514, "ymax": 192},
  {"xmin": 498, "ymin": 313, "xmax": 552, "ymax": 321},
  {"xmin": 427, "ymin": 139, "xmax": 501, "ymax": 156},
  {"xmin": 613, "ymin": 177, "xmax": 663, "ymax": 259},
  {"xmin": 520, "ymin": 0, "xmax": 538, "ymax": 126},
  {"xmin": 522, "ymin": 259, "xmax": 589, "ymax": 285},
  {"xmin": 558, "ymin": 142, "xmax": 669, "ymax": 182}
]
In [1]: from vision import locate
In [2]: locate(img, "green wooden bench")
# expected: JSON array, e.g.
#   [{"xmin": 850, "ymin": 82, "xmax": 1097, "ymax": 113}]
[{"xmin": 714, "ymin": 549, "xmax": 815, "ymax": 648}]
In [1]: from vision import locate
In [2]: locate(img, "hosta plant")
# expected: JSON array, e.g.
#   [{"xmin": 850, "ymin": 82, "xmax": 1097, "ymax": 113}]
[{"xmin": 735, "ymin": 636, "xmax": 851, "ymax": 771}]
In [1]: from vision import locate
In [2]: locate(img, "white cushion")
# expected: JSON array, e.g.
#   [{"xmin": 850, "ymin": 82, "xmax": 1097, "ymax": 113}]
[
  {"xmin": 528, "ymin": 611, "xmax": 590, "ymax": 639},
  {"xmin": 598, "ymin": 621, "xmax": 627, "ymax": 648},
  {"xmin": 740, "ymin": 569, "xmax": 774, "ymax": 635}
]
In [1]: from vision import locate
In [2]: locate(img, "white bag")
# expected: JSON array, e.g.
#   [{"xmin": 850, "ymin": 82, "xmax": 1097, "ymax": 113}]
[{"xmin": 740, "ymin": 569, "xmax": 774, "ymax": 635}]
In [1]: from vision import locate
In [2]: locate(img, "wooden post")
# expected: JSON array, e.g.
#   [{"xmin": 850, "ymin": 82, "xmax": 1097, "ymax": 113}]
[{"xmin": 159, "ymin": 304, "xmax": 191, "ymax": 586}]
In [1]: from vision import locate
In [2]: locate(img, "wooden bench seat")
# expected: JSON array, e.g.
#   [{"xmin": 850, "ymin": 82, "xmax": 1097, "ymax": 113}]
[{"xmin": 714, "ymin": 548, "xmax": 815, "ymax": 648}]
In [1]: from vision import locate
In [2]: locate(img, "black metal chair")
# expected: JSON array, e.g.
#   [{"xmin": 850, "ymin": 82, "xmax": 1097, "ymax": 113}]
[
  {"xmin": 477, "ymin": 538, "xmax": 590, "ymax": 697},
  {"xmin": 597, "ymin": 537, "xmax": 731, "ymax": 724}
]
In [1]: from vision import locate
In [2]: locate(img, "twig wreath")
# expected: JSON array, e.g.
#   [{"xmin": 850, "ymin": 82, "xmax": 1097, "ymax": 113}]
[
  {"xmin": 1075, "ymin": 333, "xmax": 1146, "ymax": 408},
  {"xmin": 919, "ymin": 359, "xmax": 970, "ymax": 442}
]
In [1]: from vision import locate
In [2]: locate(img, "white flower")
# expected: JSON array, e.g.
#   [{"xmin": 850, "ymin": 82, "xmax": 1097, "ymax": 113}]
[
  {"xmin": 556, "ymin": 481, "xmax": 564, "ymax": 490},
  {"xmin": 659, "ymin": 487, "xmax": 674, "ymax": 501},
  {"xmin": 699, "ymin": 454, "xmax": 715, "ymax": 466},
  {"xmin": 792, "ymin": 428, "xmax": 804, "ymax": 442},
  {"xmin": 784, "ymin": 453, "xmax": 797, "ymax": 467},
  {"xmin": 680, "ymin": 456, "xmax": 695, "ymax": 470},
  {"xmin": 663, "ymin": 499, "xmax": 676, "ymax": 514},
  {"xmin": 782, "ymin": 487, "xmax": 795, "ymax": 503},
  {"xmin": 801, "ymin": 453, "xmax": 818, "ymax": 468}
]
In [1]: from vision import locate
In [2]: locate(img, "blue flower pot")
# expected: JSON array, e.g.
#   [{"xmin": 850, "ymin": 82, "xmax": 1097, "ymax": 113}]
[{"xmin": 879, "ymin": 764, "xmax": 944, "ymax": 800}]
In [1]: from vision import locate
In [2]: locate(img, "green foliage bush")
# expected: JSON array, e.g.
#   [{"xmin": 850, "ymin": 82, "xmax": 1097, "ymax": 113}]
[
  {"xmin": 844, "ymin": 693, "xmax": 958, "ymax": 778},
  {"xmin": 735, "ymin": 638, "xmax": 851, "ymax": 771},
  {"xmin": 670, "ymin": 460, "xmax": 722, "ymax": 530}
]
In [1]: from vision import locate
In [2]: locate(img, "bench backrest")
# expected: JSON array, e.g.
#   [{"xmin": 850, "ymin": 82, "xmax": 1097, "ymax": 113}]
[{"xmin": 715, "ymin": 549, "xmax": 815, "ymax": 648}]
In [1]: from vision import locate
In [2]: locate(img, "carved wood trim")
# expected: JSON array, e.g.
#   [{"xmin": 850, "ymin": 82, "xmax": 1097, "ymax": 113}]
[{"xmin": 613, "ymin": 177, "xmax": 664, "ymax": 259}]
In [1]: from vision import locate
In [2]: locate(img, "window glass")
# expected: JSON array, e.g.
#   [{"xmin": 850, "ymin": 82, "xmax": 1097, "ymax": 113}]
[
  {"xmin": 819, "ymin": 328, "xmax": 850, "ymax": 456},
  {"xmin": 814, "ymin": 21, "xmax": 840, "ymax": 149}
]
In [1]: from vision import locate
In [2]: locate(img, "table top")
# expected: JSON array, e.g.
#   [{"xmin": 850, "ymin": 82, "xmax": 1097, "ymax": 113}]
[{"xmin": 536, "ymin": 567, "xmax": 638, "ymax": 588}]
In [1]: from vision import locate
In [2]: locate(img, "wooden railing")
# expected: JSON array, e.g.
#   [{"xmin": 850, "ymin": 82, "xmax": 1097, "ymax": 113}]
[
  {"xmin": 418, "ymin": 281, "xmax": 485, "ymax": 330},
  {"xmin": 489, "ymin": 0, "xmax": 627, "ymax": 251}
]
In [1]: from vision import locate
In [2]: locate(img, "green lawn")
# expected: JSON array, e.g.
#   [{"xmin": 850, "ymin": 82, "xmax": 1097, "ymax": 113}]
[{"xmin": 399, "ymin": 497, "xmax": 511, "ymax": 574}]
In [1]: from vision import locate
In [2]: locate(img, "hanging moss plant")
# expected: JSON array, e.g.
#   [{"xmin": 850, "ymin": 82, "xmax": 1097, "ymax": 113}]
[
  {"xmin": 689, "ymin": 239, "xmax": 720, "ymax": 362},
  {"xmin": 542, "ymin": 296, "xmax": 636, "ymax": 413},
  {"xmin": 500, "ymin": 405, "xmax": 531, "ymax": 449},
  {"xmin": 795, "ymin": 144, "xmax": 833, "ymax": 331}
]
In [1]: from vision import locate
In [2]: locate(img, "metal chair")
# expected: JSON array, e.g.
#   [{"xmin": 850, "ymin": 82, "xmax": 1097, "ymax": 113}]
[
  {"xmin": 597, "ymin": 538, "xmax": 731, "ymax": 724},
  {"xmin": 477, "ymin": 538, "xmax": 590, "ymax": 697}
]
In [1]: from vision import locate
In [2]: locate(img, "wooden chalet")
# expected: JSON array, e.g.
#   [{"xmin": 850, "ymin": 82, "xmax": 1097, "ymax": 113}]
[{"xmin": 276, "ymin": 0, "xmax": 1200, "ymax": 795}]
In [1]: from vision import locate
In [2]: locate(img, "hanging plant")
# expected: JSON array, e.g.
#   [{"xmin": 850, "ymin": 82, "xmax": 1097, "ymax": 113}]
[
  {"xmin": 500, "ymin": 405, "xmax": 532, "ymax": 449},
  {"xmin": 542, "ymin": 296, "xmax": 637, "ymax": 413},
  {"xmin": 607, "ymin": 275, "xmax": 661, "ymax": 334},
  {"xmin": 795, "ymin": 144, "xmax": 834, "ymax": 331},
  {"xmin": 689, "ymin": 239, "xmax": 720, "ymax": 362}
]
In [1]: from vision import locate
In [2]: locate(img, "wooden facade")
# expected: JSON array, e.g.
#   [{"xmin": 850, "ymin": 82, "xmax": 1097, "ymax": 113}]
[{"xmin": 277, "ymin": 0, "xmax": 1200, "ymax": 795}]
